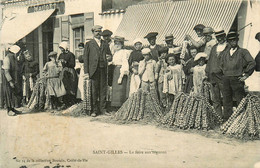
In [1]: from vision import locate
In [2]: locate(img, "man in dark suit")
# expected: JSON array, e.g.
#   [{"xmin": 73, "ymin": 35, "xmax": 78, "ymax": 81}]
[{"xmin": 83, "ymin": 25, "xmax": 112, "ymax": 117}]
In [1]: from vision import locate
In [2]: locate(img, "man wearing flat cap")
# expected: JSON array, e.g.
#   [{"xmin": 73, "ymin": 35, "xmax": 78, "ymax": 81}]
[
  {"xmin": 205, "ymin": 28, "xmax": 228, "ymax": 119},
  {"xmin": 220, "ymin": 31, "xmax": 256, "ymax": 121},
  {"xmin": 203, "ymin": 27, "xmax": 217, "ymax": 59},
  {"xmin": 144, "ymin": 32, "xmax": 162, "ymax": 62},
  {"xmin": 164, "ymin": 34, "xmax": 178, "ymax": 53},
  {"xmin": 101, "ymin": 29, "xmax": 114, "ymax": 55},
  {"xmin": 83, "ymin": 25, "xmax": 112, "ymax": 117},
  {"xmin": 185, "ymin": 24, "xmax": 206, "ymax": 52}
]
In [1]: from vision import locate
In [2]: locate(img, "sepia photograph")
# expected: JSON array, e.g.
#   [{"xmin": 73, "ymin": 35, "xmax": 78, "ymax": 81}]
[{"xmin": 0, "ymin": 0, "xmax": 260, "ymax": 167}]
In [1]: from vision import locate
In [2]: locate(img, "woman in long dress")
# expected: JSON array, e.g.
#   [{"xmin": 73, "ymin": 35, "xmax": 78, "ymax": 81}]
[{"xmin": 111, "ymin": 36, "xmax": 131, "ymax": 107}]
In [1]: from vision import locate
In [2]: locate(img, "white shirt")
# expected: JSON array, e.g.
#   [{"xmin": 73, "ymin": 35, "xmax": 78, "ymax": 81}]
[
  {"xmin": 94, "ymin": 37, "xmax": 101, "ymax": 47},
  {"xmin": 150, "ymin": 45, "xmax": 156, "ymax": 49},
  {"xmin": 230, "ymin": 47, "xmax": 237, "ymax": 56},
  {"xmin": 216, "ymin": 42, "xmax": 227, "ymax": 53}
]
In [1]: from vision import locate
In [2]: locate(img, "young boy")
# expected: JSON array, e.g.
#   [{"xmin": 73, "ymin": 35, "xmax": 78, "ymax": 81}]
[
  {"xmin": 155, "ymin": 47, "xmax": 168, "ymax": 107},
  {"xmin": 139, "ymin": 48, "xmax": 157, "ymax": 92}
]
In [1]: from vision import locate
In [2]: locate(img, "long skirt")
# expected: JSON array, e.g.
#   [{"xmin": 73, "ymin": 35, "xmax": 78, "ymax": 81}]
[
  {"xmin": 60, "ymin": 67, "xmax": 78, "ymax": 96},
  {"xmin": 1, "ymin": 70, "xmax": 15, "ymax": 109},
  {"xmin": 111, "ymin": 66, "xmax": 128, "ymax": 107}
]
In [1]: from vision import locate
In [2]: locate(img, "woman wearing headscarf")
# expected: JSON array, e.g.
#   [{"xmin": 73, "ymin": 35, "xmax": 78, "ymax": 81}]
[
  {"xmin": 2, "ymin": 45, "xmax": 23, "ymax": 116},
  {"xmin": 58, "ymin": 41, "xmax": 78, "ymax": 108},
  {"xmin": 111, "ymin": 36, "xmax": 131, "ymax": 107}
]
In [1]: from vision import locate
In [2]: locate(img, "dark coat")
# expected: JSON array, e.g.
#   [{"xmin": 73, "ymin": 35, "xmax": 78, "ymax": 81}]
[{"xmin": 83, "ymin": 39, "xmax": 111, "ymax": 78}]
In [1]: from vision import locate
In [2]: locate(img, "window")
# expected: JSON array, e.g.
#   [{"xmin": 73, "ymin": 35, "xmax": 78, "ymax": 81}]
[{"xmin": 73, "ymin": 27, "xmax": 84, "ymax": 58}]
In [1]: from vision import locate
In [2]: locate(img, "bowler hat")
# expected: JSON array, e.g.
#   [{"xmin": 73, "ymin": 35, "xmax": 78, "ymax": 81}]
[{"xmin": 144, "ymin": 32, "xmax": 158, "ymax": 39}]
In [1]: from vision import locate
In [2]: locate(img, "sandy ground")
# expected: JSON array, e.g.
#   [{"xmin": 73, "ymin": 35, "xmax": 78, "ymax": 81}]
[{"xmin": 1, "ymin": 109, "xmax": 260, "ymax": 168}]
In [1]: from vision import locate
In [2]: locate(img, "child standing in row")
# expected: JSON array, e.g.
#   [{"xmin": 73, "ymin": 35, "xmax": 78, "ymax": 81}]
[
  {"xmin": 139, "ymin": 48, "xmax": 157, "ymax": 92},
  {"xmin": 192, "ymin": 52, "xmax": 207, "ymax": 96},
  {"xmin": 155, "ymin": 47, "xmax": 168, "ymax": 107},
  {"xmin": 163, "ymin": 53, "xmax": 185, "ymax": 104}
]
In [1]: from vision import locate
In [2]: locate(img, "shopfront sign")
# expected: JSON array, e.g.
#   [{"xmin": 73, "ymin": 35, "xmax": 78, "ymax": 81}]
[{"xmin": 28, "ymin": 1, "xmax": 65, "ymax": 15}]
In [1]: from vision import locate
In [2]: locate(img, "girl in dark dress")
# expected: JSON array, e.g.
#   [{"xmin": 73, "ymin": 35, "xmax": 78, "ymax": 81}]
[{"xmin": 58, "ymin": 42, "xmax": 78, "ymax": 108}]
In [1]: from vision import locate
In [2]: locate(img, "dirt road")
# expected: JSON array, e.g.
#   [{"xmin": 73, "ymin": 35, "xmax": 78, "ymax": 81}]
[{"xmin": 1, "ymin": 109, "xmax": 260, "ymax": 168}]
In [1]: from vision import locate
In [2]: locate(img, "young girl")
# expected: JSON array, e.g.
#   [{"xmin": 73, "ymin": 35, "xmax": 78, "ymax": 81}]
[
  {"xmin": 192, "ymin": 52, "xmax": 207, "ymax": 96},
  {"xmin": 163, "ymin": 53, "xmax": 185, "ymax": 104},
  {"xmin": 43, "ymin": 51, "xmax": 66, "ymax": 109},
  {"xmin": 128, "ymin": 38, "xmax": 144, "ymax": 96},
  {"xmin": 139, "ymin": 48, "xmax": 157, "ymax": 92}
]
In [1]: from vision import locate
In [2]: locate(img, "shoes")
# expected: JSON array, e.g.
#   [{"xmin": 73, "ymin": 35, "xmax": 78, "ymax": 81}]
[
  {"xmin": 91, "ymin": 113, "xmax": 97, "ymax": 117},
  {"xmin": 11, "ymin": 108, "xmax": 22, "ymax": 114},
  {"xmin": 104, "ymin": 112, "xmax": 111, "ymax": 116},
  {"xmin": 7, "ymin": 111, "xmax": 16, "ymax": 116}
]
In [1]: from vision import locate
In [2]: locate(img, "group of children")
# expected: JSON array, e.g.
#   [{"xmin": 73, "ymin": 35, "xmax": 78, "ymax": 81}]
[{"xmin": 126, "ymin": 39, "xmax": 208, "ymax": 108}]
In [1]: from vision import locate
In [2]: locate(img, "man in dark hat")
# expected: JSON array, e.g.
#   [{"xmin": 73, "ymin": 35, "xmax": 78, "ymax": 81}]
[
  {"xmin": 255, "ymin": 32, "xmax": 260, "ymax": 72},
  {"xmin": 144, "ymin": 32, "xmax": 162, "ymax": 62},
  {"xmin": 101, "ymin": 29, "xmax": 114, "ymax": 54},
  {"xmin": 205, "ymin": 28, "xmax": 228, "ymax": 119},
  {"xmin": 220, "ymin": 31, "xmax": 256, "ymax": 121},
  {"xmin": 185, "ymin": 24, "xmax": 206, "ymax": 52},
  {"xmin": 83, "ymin": 25, "xmax": 112, "ymax": 117}
]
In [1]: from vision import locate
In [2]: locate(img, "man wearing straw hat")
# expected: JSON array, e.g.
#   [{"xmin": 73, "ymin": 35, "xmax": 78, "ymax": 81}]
[
  {"xmin": 205, "ymin": 28, "xmax": 228, "ymax": 119},
  {"xmin": 220, "ymin": 31, "xmax": 255, "ymax": 121},
  {"xmin": 83, "ymin": 25, "xmax": 112, "ymax": 117}
]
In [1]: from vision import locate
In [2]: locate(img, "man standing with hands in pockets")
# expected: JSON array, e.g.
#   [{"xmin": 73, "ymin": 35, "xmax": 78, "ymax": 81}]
[{"xmin": 83, "ymin": 25, "xmax": 112, "ymax": 117}]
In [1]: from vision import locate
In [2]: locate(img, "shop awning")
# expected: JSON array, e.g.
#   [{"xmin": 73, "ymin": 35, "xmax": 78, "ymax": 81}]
[
  {"xmin": 115, "ymin": 0, "xmax": 242, "ymax": 45},
  {"xmin": 0, "ymin": 9, "xmax": 55, "ymax": 45}
]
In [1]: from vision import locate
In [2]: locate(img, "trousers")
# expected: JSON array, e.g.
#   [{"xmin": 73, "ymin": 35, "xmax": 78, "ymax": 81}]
[
  {"xmin": 91, "ymin": 67, "xmax": 107, "ymax": 114},
  {"xmin": 222, "ymin": 75, "xmax": 246, "ymax": 121}
]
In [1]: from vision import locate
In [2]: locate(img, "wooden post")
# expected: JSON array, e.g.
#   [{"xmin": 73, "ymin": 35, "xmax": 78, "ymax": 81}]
[
  {"xmin": 38, "ymin": 25, "xmax": 44, "ymax": 78},
  {"xmin": 0, "ymin": 60, "xmax": 3, "ymax": 108}
]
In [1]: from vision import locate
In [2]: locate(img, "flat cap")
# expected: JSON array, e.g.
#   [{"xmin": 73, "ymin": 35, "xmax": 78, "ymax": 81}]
[
  {"xmin": 141, "ymin": 48, "xmax": 151, "ymax": 55},
  {"xmin": 215, "ymin": 28, "xmax": 226, "ymax": 37},
  {"xmin": 255, "ymin": 32, "xmax": 260, "ymax": 40},
  {"xmin": 101, "ymin": 29, "xmax": 113, "ymax": 36},
  {"xmin": 9, "ymin": 45, "xmax": 20, "ymax": 54},
  {"xmin": 227, "ymin": 31, "xmax": 239, "ymax": 40},
  {"xmin": 48, "ymin": 51, "xmax": 58, "ymax": 57},
  {"xmin": 164, "ymin": 34, "xmax": 175, "ymax": 41},
  {"xmin": 91, "ymin": 25, "xmax": 103, "ymax": 31},
  {"xmin": 144, "ymin": 32, "xmax": 158, "ymax": 39},
  {"xmin": 203, "ymin": 27, "xmax": 214, "ymax": 34},
  {"xmin": 194, "ymin": 52, "xmax": 207, "ymax": 61},
  {"xmin": 193, "ymin": 24, "xmax": 206, "ymax": 30}
]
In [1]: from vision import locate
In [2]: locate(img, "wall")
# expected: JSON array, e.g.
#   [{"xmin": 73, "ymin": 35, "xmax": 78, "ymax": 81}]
[{"xmin": 237, "ymin": 0, "xmax": 260, "ymax": 91}]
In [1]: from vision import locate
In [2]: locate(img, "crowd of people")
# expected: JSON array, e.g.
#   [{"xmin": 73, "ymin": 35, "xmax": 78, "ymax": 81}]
[{"xmin": 1, "ymin": 24, "xmax": 259, "ymax": 122}]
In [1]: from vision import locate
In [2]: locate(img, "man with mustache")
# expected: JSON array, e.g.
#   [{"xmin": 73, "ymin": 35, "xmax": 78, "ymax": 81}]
[{"xmin": 83, "ymin": 25, "xmax": 112, "ymax": 117}]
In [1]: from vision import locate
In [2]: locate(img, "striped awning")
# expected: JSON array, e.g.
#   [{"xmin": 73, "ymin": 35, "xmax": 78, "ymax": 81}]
[{"xmin": 115, "ymin": 0, "xmax": 242, "ymax": 45}]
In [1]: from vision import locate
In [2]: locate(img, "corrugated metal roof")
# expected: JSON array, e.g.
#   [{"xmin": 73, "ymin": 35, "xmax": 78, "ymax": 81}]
[{"xmin": 115, "ymin": 0, "xmax": 242, "ymax": 45}]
